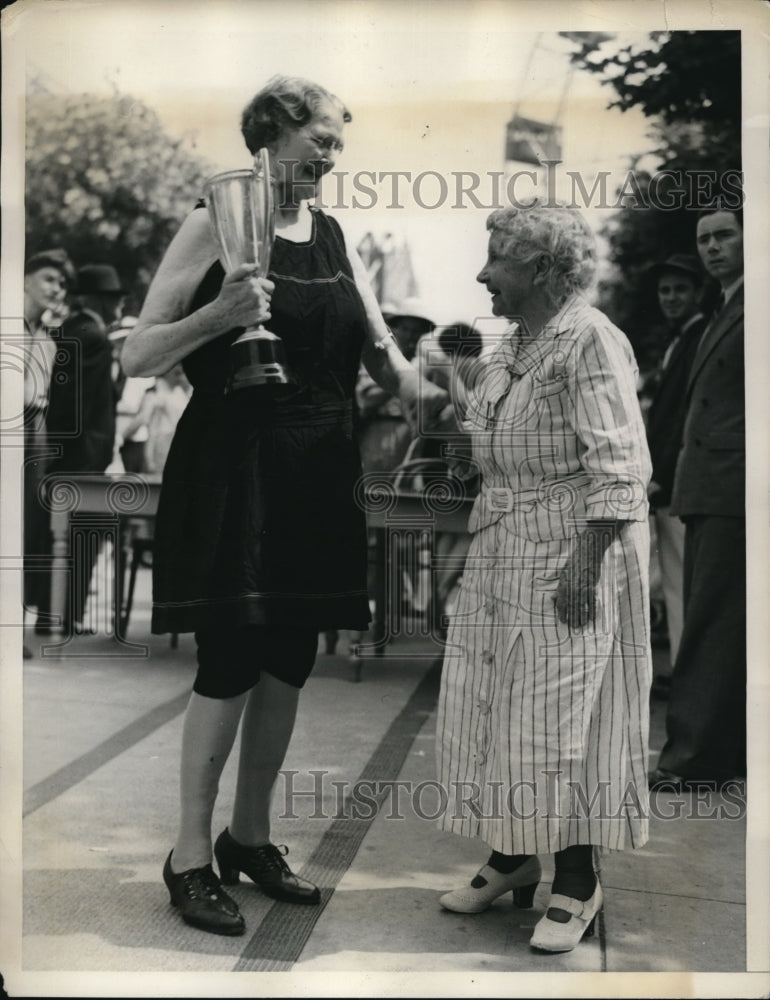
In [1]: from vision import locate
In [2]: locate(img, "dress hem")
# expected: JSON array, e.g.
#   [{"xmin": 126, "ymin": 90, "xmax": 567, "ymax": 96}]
[{"xmin": 152, "ymin": 593, "xmax": 372, "ymax": 635}]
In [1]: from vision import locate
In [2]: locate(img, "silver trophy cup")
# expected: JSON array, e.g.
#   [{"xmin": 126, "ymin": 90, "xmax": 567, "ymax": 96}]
[{"xmin": 204, "ymin": 149, "xmax": 292, "ymax": 390}]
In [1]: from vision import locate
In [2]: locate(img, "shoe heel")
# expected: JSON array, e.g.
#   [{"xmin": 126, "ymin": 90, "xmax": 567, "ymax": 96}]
[
  {"xmin": 512, "ymin": 881, "xmax": 538, "ymax": 909},
  {"xmin": 217, "ymin": 864, "xmax": 240, "ymax": 886},
  {"xmin": 584, "ymin": 914, "xmax": 598, "ymax": 938},
  {"xmin": 214, "ymin": 846, "xmax": 241, "ymax": 885}
]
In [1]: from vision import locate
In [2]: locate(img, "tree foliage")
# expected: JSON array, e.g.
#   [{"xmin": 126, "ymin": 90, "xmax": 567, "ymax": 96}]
[
  {"xmin": 574, "ymin": 30, "xmax": 740, "ymax": 137},
  {"xmin": 26, "ymin": 92, "xmax": 213, "ymax": 313},
  {"xmin": 571, "ymin": 30, "xmax": 741, "ymax": 370}
]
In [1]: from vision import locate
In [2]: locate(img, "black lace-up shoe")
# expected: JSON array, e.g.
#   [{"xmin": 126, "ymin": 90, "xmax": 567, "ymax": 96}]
[
  {"xmin": 214, "ymin": 828, "xmax": 321, "ymax": 905},
  {"xmin": 162, "ymin": 851, "xmax": 245, "ymax": 935}
]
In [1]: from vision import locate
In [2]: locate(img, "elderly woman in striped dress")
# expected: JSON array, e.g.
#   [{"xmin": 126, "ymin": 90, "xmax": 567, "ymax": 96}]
[{"xmin": 435, "ymin": 203, "xmax": 652, "ymax": 953}]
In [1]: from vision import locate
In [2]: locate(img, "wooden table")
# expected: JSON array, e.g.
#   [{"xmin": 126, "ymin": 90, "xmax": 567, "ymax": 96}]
[{"xmin": 44, "ymin": 472, "xmax": 473, "ymax": 670}]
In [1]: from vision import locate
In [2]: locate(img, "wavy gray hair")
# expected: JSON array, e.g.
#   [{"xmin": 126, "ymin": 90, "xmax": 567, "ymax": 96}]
[
  {"xmin": 241, "ymin": 75, "xmax": 352, "ymax": 154},
  {"xmin": 486, "ymin": 203, "xmax": 597, "ymax": 308}
]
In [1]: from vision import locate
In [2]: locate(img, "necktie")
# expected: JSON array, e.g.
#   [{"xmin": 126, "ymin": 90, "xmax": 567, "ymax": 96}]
[{"xmin": 691, "ymin": 292, "xmax": 725, "ymax": 370}]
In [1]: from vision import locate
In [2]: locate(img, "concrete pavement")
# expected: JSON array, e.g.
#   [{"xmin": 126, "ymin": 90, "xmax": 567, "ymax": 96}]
[{"xmin": 5, "ymin": 567, "xmax": 765, "ymax": 998}]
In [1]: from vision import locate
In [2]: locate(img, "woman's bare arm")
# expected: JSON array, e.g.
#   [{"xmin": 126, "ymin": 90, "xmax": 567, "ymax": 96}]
[
  {"xmin": 122, "ymin": 210, "xmax": 273, "ymax": 377},
  {"xmin": 343, "ymin": 240, "xmax": 447, "ymax": 428}
]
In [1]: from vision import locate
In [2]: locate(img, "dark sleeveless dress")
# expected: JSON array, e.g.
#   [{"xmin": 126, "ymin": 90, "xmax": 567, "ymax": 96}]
[{"xmin": 151, "ymin": 207, "xmax": 372, "ymax": 634}]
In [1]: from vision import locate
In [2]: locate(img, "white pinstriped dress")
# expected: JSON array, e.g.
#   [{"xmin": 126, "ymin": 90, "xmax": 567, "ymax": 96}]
[{"xmin": 436, "ymin": 295, "xmax": 653, "ymax": 854}]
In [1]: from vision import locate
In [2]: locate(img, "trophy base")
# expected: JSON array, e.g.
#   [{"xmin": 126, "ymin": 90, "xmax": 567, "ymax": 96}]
[
  {"xmin": 229, "ymin": 363, "xmax": 294, "ymax": 391},
  {"xmin": 229, "ymin": 327, "xmax": 294, "ymax": 392}
]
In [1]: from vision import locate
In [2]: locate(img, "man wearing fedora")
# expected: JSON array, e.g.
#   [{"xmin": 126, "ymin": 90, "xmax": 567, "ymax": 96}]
[
  {"xmin": 37, "ymin": 264, "xmax": 124, "ymax": 633},
  {"xmin": 22, "ymin": 249, "xmax": 76, "ymax": 651},
  {"xmin": 650, "ymin": 207, "xmax": 746, "ymax": 790},
  {"xmin": 645, "ymin": 254, "xmax": 708, "ymax": 693}
]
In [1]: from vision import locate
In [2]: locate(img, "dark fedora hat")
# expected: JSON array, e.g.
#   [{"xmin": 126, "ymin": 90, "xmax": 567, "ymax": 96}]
[
  {"xmin": 650, "ymin": 254, "xmax": 703, "ymax": 282},
  {"xmin": 77, "ymin": 264, "xmax": 125, "ymax": 295}
]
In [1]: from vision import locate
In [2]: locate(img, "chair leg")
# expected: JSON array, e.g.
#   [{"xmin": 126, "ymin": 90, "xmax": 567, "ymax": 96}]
[
  {"xmin": 372, "ymin": 528, "xmax": 387, "ymax": 655},
  {"xmin": 347, "ymin": 630, "xmax": 364, "ymax": 682},
  {"xmin": 116, "ymin": 523, "xmax": 129, "ymax": 636},
  {"xmin": 170, "ymin": 632, "xmax": 178, "ymax": 649},
  {"xmin": 120, "ymin": 542, "xmax": 142, "ymax": 636}
]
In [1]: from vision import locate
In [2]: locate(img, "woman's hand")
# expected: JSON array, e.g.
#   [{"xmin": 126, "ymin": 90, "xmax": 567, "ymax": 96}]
[
  {"xmin": 554, "ymin": 522, "xmax": 623, "ymax": 629},
  {"xmin": 215, "ymin": 265, "xmax": 274, "ymax": 329},
  {"xmin": 647, "ymin": 480, "xmax": 662, "ymax": 499}
]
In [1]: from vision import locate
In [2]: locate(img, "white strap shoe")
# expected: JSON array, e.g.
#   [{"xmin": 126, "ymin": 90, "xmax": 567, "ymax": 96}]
[
  {"xmin": 439, "ymin": 856, "xmax": 542, "ymax": 913},
  {"xmin": 530, "ymin": 882, "xmax": 603, "ymax": 952}
]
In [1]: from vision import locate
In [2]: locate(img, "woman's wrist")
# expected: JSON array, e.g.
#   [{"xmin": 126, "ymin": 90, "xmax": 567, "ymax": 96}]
[
  {"xmin": 394, "ymin": 363, "xmax": 420, "ymax": 396},
  {"xmin": 581, "ymin": 519, "xmax": 625, "ymax": 547},
  {"xmin": 197, "ymin": 297, "xmax": 242, "ymax": 340},
  {"xmin": 571, "ymin": 520, "xmax": 625, "ymax": 574}
]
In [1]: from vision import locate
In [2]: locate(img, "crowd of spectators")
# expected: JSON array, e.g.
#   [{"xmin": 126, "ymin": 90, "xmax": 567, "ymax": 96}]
[{"xmin": 22, "ymin": 253, "xmax": 191, "ymax": 642}]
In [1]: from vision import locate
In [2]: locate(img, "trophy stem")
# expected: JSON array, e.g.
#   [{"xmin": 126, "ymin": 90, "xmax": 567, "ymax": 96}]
[
  {"xmin": 233, "ymin": 324, "xmax": 271, "ymax": 344},
  {"xmin": 228, "ymin": 325, "xmax": 296, "ymax": 391}
]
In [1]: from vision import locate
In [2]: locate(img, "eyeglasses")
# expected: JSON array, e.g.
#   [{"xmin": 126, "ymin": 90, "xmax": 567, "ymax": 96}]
[{"xmin": 303, "ymin": 129, "xmax": 344, "ymax": 156}]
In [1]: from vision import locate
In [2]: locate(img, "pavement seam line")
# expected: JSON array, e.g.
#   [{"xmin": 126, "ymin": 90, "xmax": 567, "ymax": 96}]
[
  {"xmin": 232, "ymin": 657, "xmax": 442, "ymax": 972},
  {"xmin": 23, "ymin": 689, "xmax": 190, "ymax": 817},
  {"xmin": 601, "ymin": 884, "xmax": 745, "ymax": 906}
]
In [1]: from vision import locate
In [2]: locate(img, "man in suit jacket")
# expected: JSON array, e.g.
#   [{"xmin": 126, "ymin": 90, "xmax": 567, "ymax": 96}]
[
  {"xmin": 47, "ymin": 265, "xmax": 122, "ymax": 474},
  {"xmin": 23, "ymin": 250, "xmax": 75, "ymax": 650},
  {"xmin": 37, "ymin": 264, "xmax": 124, "ymax": 631},
  {"xmin": 650, "ymin": 208, "xmax": 745, "ymax": 788},
  {"xmin": 645, "ymin": 255, "xmax": 708, "ymax": 683}
]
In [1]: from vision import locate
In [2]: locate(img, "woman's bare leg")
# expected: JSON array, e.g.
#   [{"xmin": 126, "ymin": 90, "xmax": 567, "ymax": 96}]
[
  {"xmin": 228, "ymin": 672, "xmax": 300, "ymax": 846},
  {"xmin": 170, "ymin": 690, "xmax": 248, "ymax": 872}
]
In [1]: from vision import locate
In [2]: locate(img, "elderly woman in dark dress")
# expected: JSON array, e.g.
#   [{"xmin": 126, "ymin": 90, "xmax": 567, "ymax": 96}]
[{"xmin": 123, "ymin": 75, "xmax": 446, "ymax": 936}]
